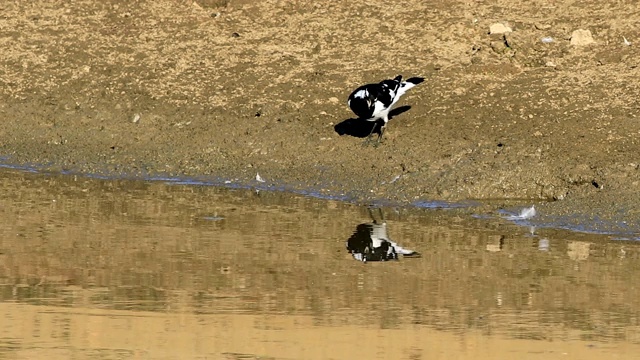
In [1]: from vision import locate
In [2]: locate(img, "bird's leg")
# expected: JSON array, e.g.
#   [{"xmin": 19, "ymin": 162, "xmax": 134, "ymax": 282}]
[
  {"xmin": 362, "ymin": 121, "xmax": 378, "ymax": 146},
  {"xmin": 375, "ymin": 117, "xmax": 389, "ymax": 146},
  {"xmin": 367, "ymin": 207, "xmax": 376, "ymax": 223},
  {"xmin": 377, "ymin": 208, "xmax": 385, "ymax": 222},
  {"xmin": 376, "ymin": 124, "xmax": 386, "ymax": 144}
]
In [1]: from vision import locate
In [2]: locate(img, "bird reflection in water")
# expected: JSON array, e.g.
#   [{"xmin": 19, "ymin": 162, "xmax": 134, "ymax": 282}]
[{"xmin": 346, "ymin": 208, "xmax": 421, "ymax": 262}]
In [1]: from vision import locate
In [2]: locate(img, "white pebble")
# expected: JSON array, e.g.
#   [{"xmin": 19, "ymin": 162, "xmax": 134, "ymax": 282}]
[{"xmin": 489, "ymin": 23, "xmax": 512, "ymax": 34}]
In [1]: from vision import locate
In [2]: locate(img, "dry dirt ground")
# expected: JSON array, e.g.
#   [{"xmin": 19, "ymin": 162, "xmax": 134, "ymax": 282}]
[{"xmin": 1, "ymin": 0, "xmax": 640, "ymax": 231}]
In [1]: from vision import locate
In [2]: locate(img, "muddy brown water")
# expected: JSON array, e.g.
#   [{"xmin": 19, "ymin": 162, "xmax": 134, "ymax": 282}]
[{"xmin": 1, "ymin": 167, "xmax": 640, "ymax": 360}]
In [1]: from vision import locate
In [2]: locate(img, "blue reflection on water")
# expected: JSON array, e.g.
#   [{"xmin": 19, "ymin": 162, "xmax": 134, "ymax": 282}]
[{"xmin": 1, "ymin": 161, "xmax": 637, "ymax": 238}]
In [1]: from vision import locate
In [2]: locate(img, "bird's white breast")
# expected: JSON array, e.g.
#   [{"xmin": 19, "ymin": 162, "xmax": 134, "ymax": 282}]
[
  {"xmin": 370, "ymin": 101, "xmax": 388, "ymax": 121},
  {"xmin": 370, "ymin": 223, "xmax": 389, "ymax": 247}
]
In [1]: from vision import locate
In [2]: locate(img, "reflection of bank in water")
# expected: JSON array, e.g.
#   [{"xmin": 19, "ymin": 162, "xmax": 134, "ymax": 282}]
[{"xmin": 346, "ymin": 208, "xmax": 420, "ymax": 262}]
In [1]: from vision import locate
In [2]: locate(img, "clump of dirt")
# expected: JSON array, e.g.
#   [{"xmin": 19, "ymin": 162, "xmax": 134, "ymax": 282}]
[{"xmin": 1, "ymin": 0, "xmax": 639, "ymax": 230}]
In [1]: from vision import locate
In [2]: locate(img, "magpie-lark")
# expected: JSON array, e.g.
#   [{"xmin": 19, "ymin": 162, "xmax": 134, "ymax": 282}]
[
  {"xmin": 346, "ymin": 208, "xmax": 420, "ymax": 262},
  {"xmin": 347, "ymin": 75, "xmax": 424, "ymax": 144}
]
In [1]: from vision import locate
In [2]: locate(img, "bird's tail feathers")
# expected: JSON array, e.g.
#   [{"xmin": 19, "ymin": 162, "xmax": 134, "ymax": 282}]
[
  {"xmin": 395, "ymin": 76, "xmax": 424, "ymax": 98},
  {"xmin": 406, "ymin": 77, "xmax": 425, "ymax": 85},
  {"xmin": 388, "ymin": 240, "xmax": 421, "ymax": 257}
]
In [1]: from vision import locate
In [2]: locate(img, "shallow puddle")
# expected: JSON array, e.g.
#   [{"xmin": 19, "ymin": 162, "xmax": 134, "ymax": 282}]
[{"xmin": 1, "ymin": 168, "xmax": 640, "ymax": 359}]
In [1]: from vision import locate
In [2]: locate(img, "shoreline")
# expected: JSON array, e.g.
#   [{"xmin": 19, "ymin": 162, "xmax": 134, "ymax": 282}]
[{"xmin": 1, "ymin": 161, "xmax": 636, "ymax": 238}]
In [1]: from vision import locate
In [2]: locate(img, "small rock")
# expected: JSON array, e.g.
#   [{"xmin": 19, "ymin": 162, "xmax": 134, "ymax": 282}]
[
  {"xmin": 328, "ymin": 97, "xmax": 339, "ymax": 104},
  {"xmin": 489, "ymin": 23, "xmax": 512, "ymax": 35},
  {"xmin": 490, "ymin": 39, "xmax": 508, "ymax": 53},
  {"xmin": 570, "ymin": 29, "xmax": 595, "ymax": 46},
  {"xmin": 132, "ymin": 113, "xmax": 141, "ymax": 123}
]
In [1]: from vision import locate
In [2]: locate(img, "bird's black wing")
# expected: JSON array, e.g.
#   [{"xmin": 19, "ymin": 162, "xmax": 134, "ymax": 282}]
[
  {"xmin": 346, "ymin": 224, "xmax": 373, "ymax": 254},
  {"xmin": 372, "ymin": 85, "xmax": 394, "ymax": 108},
  {"xmin": 375, "ymin": 76, "xmax": 403, "ymax": 107}
]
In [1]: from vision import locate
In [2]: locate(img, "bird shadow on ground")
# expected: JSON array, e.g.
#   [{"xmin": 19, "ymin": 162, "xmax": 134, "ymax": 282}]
[{"xmin": 334, "ymin": 105, "xmax": 412, "ymax": 138}]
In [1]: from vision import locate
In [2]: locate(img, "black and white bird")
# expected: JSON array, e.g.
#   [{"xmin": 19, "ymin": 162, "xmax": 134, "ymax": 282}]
[
  {"xmin": 346, "ymin": 208, "xmax": 420, "ymax": 262},
  {"xmin": 347, "ymin": 75, "xmax": 424, "ymax": 144}
]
